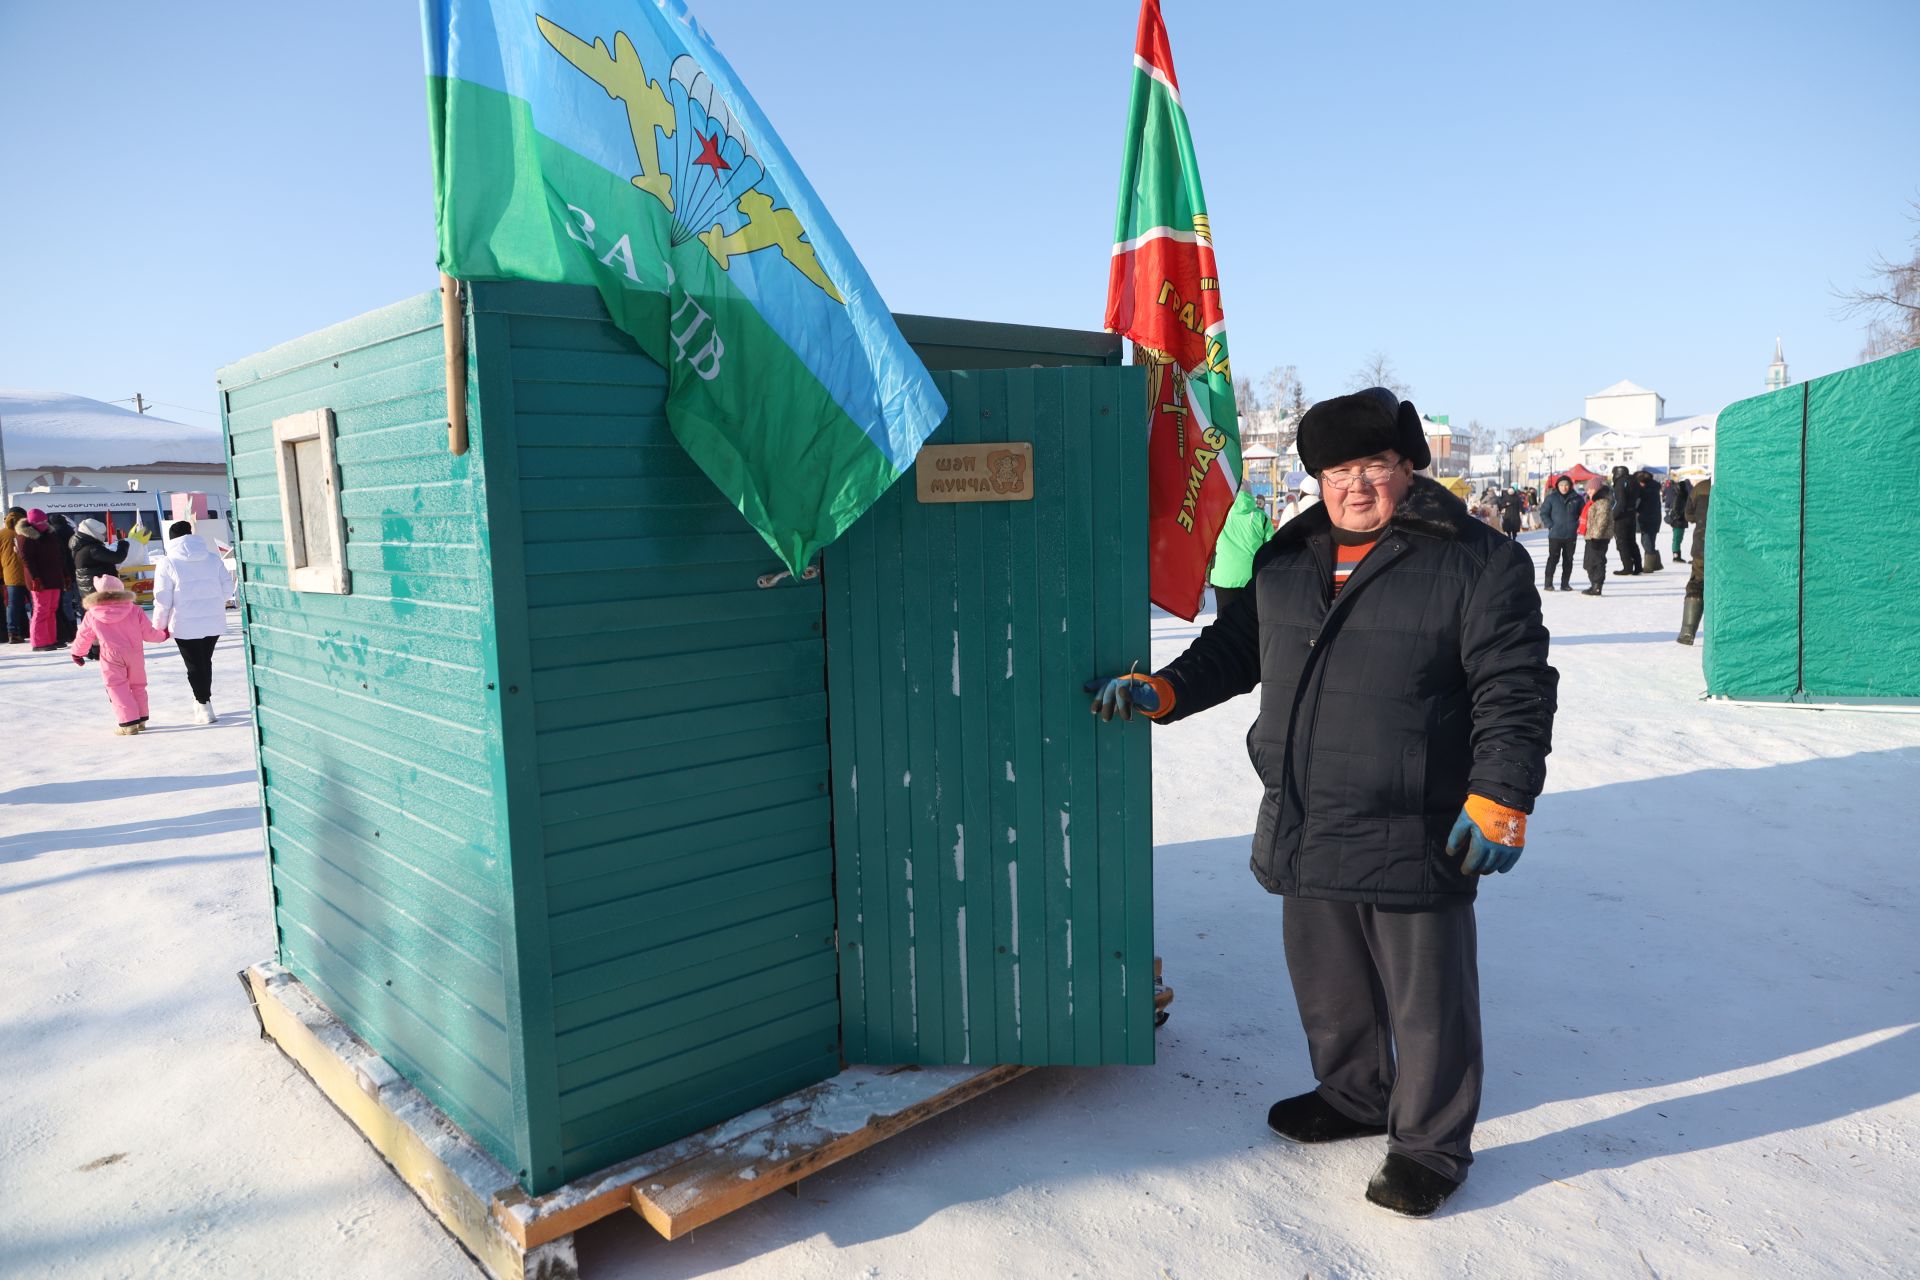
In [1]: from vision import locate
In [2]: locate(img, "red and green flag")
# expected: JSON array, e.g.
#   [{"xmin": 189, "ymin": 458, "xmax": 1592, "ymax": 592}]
[{"xmin": 1104, "ymin": 0, "xmax": 1241, "ymax": 621}]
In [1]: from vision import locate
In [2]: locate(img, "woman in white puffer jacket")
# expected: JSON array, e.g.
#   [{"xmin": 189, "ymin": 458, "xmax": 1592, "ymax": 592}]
[{"xmin": 151, "ymin": 520, "xmax": 237, "ymax": 724}]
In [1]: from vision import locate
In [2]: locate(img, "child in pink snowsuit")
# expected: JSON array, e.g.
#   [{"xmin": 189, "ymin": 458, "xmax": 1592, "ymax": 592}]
[{"xmin": 72, "ymin": 575, "xmax": 170, "ymax": 734}]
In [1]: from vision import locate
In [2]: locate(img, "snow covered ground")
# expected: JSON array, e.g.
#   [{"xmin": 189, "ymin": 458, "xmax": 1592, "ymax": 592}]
[{"xmin": 3, "ymin": 539, "xmax": 1915, "ymax": 1279}]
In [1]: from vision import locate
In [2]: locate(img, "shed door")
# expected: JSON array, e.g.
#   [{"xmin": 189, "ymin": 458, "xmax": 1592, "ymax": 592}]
[{"xmin": 822, "ymin": 366, "xmax": 1154, "ymax": 1067}]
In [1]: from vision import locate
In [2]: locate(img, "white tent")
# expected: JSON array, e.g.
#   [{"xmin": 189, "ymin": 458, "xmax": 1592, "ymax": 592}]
[{"xmin": 0, "ymin": 389, "xmax": 221, "ymax": 471}]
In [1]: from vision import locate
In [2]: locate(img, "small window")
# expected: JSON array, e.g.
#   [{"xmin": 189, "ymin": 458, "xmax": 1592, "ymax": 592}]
[{"xmin": 271, "ymin": 408, "xmax": 350, "ymax": 594}]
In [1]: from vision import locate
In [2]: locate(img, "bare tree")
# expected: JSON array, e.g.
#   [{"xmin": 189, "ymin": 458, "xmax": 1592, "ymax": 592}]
[
  {"xmin": 1234, "ymin": 375, "xmax": 1263, "ymax": 419},
  {"xmin": 1287, "ymin": 379, "xmax": 1308, "ymax": 421},
  {"xmin": 1836, "ymin": 199, "xmax": 1920, "ymax": 362},
  {"xmin": 1348, "ymin": 351, "xmax": 1412, "ymax": 399},
  {"xmin": 1259, "ymin": 365, "xmax": 1301, "ymax": 414}
]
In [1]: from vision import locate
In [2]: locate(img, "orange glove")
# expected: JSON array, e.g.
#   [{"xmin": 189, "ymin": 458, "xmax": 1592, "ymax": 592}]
[
  {"xmin": 1446, "ymin": 795, "xmax": 1527, "ymax": 874},
  {"xmin": 1083, "ymin": 672, "xmax": 1175, "ymax": 722}
]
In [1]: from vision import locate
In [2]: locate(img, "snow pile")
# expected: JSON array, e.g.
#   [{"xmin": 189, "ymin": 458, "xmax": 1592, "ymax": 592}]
[
  {"xmin": 0, "ymin": 548, "xmax": 1915, "ymax": 1278},
  {"xmin": 0, "ymin": 389, "xmax": 221, "ymax": 470}
]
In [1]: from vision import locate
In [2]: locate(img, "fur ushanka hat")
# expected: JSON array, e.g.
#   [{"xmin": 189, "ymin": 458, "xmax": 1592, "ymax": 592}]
[{"xmin": 1296, "ymin": 387, "xmax": 1431, "ymax": 474}]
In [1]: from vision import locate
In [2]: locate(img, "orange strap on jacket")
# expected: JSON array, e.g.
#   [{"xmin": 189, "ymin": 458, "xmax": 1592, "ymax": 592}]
[{"xmin": 1463, "ymin": 794, "xmax": 1527, "ymax": 847}]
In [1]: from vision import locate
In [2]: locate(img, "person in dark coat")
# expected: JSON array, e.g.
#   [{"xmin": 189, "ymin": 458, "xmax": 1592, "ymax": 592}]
[
  {"xmin": 1495, "ymin": 488, "xmax": 1523, "ymax": 539},
  {"xmin": 1634, "ymin": 471, "xmax": 1665, "ymax": 571},
  {"xmin": 1538, "ymin": 475, "xmax": 1584, "ymax": 591},
  {"xmin": 1608, "ymin": 466, "xmax": 1642, "ymax": 574},
  {"xmin": 1664, "ymin": 478, "xmax": 1693, "ymax": 565},
  {"xmin": 70, "ymin": 518, "xmax": 130, "ymax": 597},
  {"xmin": 15, "ymin": 510, "xmax": 73, "ymax": 650},
  {"xmin": 1087, "ymin": 389, "xmax": 1557, "ymax": 1218},
  {"xmin": 45, "ymin": 512, "xmax": 81, "ymax": 644},
  {"xmin": 1677, "ymin": 478, "xmax": 1711, "ymax": 644}
]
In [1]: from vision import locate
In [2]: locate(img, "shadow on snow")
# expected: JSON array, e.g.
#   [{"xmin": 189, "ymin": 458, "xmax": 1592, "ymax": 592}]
[{"xmin": 571, "ymin": 744, "xmax": 1920, "ymax": 1264}]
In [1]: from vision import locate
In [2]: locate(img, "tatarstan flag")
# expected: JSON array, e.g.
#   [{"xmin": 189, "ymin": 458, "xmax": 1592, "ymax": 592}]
[
  {"xmin": 1104, "ymin": 0, "xmax": 1241, "ymax": 621},
  {"xmin": 422, "ymin": 0, "xmax": 945, "ymax": 574}
]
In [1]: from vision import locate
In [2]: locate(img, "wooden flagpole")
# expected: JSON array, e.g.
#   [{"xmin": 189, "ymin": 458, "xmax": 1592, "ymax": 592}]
[{"xmin": 442, "ymin": 273, "xmax": 469, "ymax": 456}]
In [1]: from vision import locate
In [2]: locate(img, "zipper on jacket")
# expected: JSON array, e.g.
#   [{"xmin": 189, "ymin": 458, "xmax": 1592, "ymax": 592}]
[
  {"xmin": 1291, "ymin": 533, "xmax": 1412, "ymax": 867},
  {"xmin": 1287, "ymin": 535, "xmax": 1336, "ymax": 838}
]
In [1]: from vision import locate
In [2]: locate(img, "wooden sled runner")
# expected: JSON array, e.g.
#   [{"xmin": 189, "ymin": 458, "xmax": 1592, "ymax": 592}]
[{"xmin": 241, "ymin": 963, "xmax": 1031, "ymax": 1279}]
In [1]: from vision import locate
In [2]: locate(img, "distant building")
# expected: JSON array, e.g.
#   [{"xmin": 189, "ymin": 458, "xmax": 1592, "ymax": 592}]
[
  {"xmin": 1420, "ymin": 414, "xmax": 1469, "ymax": 476},
  {"xmin": 1766, "ymin": 338, "xmax": 1791, "ymax": 393},
  {"xmin": 1255, "ymin": 405, "xmax": 1460, "ymax": 478},
  {"xmin": 1509, "ymin": 369, "xmax": 1743, "ymax": 481},
  {"xmin": 1, "ymin": 390, "xmax": 225, "ymax": 502},
  {"xmin": 1238, "ymin": 405, "xmax": 1291, "ymax": 455},
  {"xmin": 1238, "ymin": 406, "xmax": 1300, "ymax": 496}
]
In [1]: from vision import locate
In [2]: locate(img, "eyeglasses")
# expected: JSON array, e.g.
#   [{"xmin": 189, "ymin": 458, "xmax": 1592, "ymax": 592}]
[{"xmin": 1319, "ymin": 458, "xmax": 1405, "ymax": 490}]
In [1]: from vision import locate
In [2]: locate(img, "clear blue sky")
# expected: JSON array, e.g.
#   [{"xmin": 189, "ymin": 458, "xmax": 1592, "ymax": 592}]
[{"xmin": 2, "ymin": 0, "xmax": 1914, "ymax": 437}]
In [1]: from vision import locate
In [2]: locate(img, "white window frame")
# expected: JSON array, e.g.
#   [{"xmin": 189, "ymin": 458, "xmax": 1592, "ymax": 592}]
[{"xmin": 271, "ymin": 408, "xmax": 351, "ymax": 595}]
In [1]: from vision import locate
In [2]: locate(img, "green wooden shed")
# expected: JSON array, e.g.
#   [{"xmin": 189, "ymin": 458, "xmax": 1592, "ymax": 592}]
[{"xmin": 218, "ymin": 281, "xmax": 1153, "ymax": 1201}]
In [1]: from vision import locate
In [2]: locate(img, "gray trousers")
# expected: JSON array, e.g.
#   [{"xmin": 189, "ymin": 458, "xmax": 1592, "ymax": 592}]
[{"xmin": 1282, "ymin": 895, "xmax": 1482, "ymax": 1182}]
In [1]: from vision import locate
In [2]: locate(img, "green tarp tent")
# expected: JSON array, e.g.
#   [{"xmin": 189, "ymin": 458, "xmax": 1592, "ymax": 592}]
[{"xmin": 1707, "ymin": 346, "xmax": 1920, "ymax": 703}]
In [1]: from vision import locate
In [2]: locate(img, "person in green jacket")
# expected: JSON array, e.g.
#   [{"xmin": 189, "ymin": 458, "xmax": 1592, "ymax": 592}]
[{"xmin": 1209, "ymin": 488, "xmax": 1275, "ymax": 612}]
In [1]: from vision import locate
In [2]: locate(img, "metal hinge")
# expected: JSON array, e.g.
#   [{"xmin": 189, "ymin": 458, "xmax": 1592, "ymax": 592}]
[{"xmin": 758, "ymin": 562, "xmax": 821, "ymax": 589}]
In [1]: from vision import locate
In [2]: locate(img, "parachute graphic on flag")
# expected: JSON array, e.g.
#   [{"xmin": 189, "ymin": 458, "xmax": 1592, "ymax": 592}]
[
  {"xmin": 663, "ymin": 56, "xmax": 765, "ymax": 247},
  {"xmin": 1105, "ymin": 0, "xmax": 1242, "ymax": 621}
]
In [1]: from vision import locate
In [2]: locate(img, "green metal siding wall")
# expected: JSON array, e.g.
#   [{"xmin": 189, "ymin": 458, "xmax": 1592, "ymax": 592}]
[
  {"xmin": 476, "ymin": 284, "xmax": 841, "ymax": 1186},
  {"xmin": 824, "ymin": 366, "xmax": 1155, "ymax": 1067},
  {"xmin": 894, "ymin": 314, "xmax": 1124, "ymax": 372},
  {"xmin": 219, "ymin": 295, "xmax": 521, "ymax": 1169}
]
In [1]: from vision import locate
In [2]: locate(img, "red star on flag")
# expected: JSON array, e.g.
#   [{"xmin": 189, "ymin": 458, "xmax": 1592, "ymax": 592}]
[{"xmin": 692, "ymin": 130, "xmax": 731, "ymax": 174}]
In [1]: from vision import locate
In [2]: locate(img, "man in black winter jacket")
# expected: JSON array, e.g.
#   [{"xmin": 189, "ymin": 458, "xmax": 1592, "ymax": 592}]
[
  {"xmin": 1538, "ymin": 475, "xmax": 1584, "ymax": 591},
  {"xmin": 1089, "ymin": 390, "xmax": 1557, "ymax": 1218},
  {"xmin": 1608, "ymin": 466, "xmax": 1642, "ymax": 574},
  {"xmin": 1634, "ymin": 471, "xmax": 1665, "ymax": 571},
  {"xmin": 1663, "ymin": 477, "xmax": 1693, "ymax": 565}
]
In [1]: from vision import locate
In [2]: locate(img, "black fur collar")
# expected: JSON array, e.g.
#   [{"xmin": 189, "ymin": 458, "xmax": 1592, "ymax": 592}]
[{"xmin": 1271, "ymin": 475, "xmax": 1473, "ymax": 546}]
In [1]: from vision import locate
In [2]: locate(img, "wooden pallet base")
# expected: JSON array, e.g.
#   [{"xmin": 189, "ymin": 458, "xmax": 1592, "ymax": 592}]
[{"xmin": 241, "ymin": 963, "xmax": 1031, "ymax": 1279}]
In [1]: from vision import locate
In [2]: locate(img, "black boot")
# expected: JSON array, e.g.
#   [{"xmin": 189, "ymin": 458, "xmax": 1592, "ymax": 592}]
[
  {"xmin": 1581, "ymin": 582, "xmax": 1602, "ymax": 596},
  {"xmin": 1560, "ymin": 578, "xmax": 1573, "ymax": 592},
  {"xmin": 1677, "ymin": 597, "xmax": 1703, "ymax": 645},
  {"xmin": 1365, "ymin": 1153, "xmax": 1461, "ymax": 1217},
  {"xmin": 1542, "ymin": 580, "xmax": 1554, "ymax": 592},
  {"xmin": 1267, "ymin": 1091, "xmax": 1388, "ymax": 1144}
]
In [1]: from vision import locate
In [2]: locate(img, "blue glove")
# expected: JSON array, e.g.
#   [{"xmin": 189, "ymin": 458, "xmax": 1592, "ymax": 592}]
[
  {"xmin": 1446, "ymin": 795, "xmax": 1526, "ymax": 874},
  {"xmin": 1082, "ymin": 671, "xmax": 1173, "ymax": 722}
]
